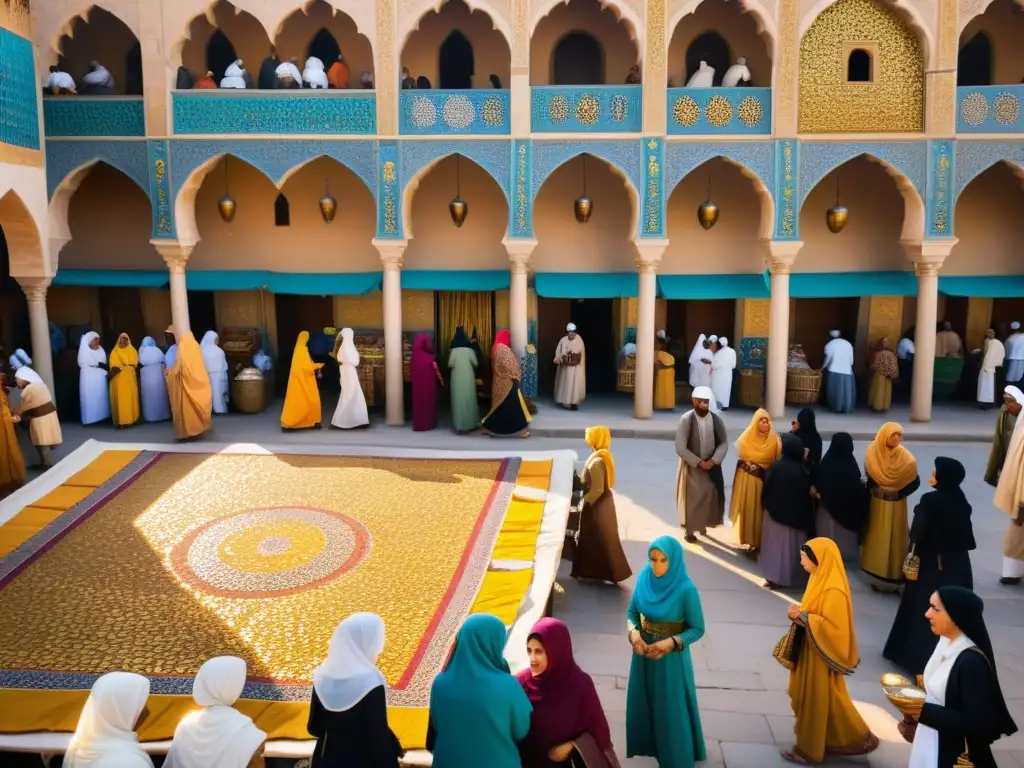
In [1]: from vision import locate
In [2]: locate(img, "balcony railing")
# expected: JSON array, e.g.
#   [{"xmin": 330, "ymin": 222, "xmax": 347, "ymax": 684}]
[
  {"xmin": 530, "ymin": 85, "xmax": 642, "ymax": 133},
  {"xmin": 957, "ymin": 85, "xmax": 1024, "ymax": 133},
  {"xmin": 43, "ymin": 96, "xmax": 145, "ymax": 137},
  {"xmin": 400, "ymin": 89, "xmax": 510, "ymax": 135},
  {"xmin": 172, "ymin": 90, "xmax": 377, "ymax": 135},
  {"xmin": 666, "ymin": 87, "xmax": 771, "ymax": 135}
]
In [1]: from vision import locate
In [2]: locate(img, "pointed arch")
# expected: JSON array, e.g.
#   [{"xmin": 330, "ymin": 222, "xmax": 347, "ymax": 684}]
[
  {"xmin": 399, "ymin": 0, "xmax": 513, "ymax": 53},
  {"xmin": 48, "ymin": 159, "xmax": 151, "ymax": 244},
  {"xmin": 533, "ymin": 152, "xmax": 641, "ymax": 240},
  {"xmin": 308, "ymin": 27, "xmax": 341, "ymax": 63},
  {"xmin": 174, "ymin": 153, "xmax": 278, "ymax": 244},
  {"xmin": 173, "ymin": 1, "xmax": 273, "ymax": 79},
  {"xmin": 552, "ymin": 32, "xmax": 604, "ymax": 85},
  {"xmin": 531, "ymin": 0, "xmax": 642, "ymax": 48},
  {"xmin": 53, "ymin": 6, "xmax": 142, "ymax": 95},
  {"xmin": 0, "ymin": 190, "xmax": 45, "ymax": 277},
  {"xmin": 799, "ymin": 0, "xmax": 933, "ymax": 67},
  {"xmin": 955, "ymin": 158, "xmax": 1024, "ymax": 210},
  {"xmin": 668, "ymin": 0, "xmax": 777, "ymax": 48},
  {"xmin": 273, "ymin": 0, "xmax": 375, "ymax": 82},
  {"xmin": 666, "ymin": 155, "xmax": 775, "ymax": 241},
  {"xmin": 401, "ymin": 153, "xmax": 510, "ymax": 238},
  {"xmin": 44, "ymin": 3, "xmax": 142, "ymax": 58}
]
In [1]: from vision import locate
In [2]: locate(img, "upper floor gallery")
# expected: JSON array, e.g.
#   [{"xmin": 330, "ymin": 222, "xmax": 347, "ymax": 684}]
[{"xmin": 2, "ymin": 0, "xmax": 1024, "ymax": 143}]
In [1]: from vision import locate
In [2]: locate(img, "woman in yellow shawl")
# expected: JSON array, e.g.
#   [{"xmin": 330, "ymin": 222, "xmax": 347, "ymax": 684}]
[
  {"xmin": 281, "ymin": 331, "xmax": 324, "ymax": 430},
  {"xmin": 108, "ymin": 333, "xmax": 140, "ymax": 427},
  {"xmin": 781, "ymin": 538, "xmax": 878, "ymax": 764},
  {"xmin": 0, "ymin": 374, "xmax": 26, "ymax": 497},
  {"xmin": 654, "ymin": 339, "xmax": 676, "ymax": 410},
  {"xmin": 861, "ymin": 422, "xmax": 920, "ymax": 592},
  {"xmin": 165, "ymin": 326, "xmax": 213, "ymax": 441},
  {"xmin": 729, "ymin": 409, "xmax": 781, "ymax": 554},
  {"xmin": 571, "ymin": 426, "xmax": 632, "ymax": 583}
]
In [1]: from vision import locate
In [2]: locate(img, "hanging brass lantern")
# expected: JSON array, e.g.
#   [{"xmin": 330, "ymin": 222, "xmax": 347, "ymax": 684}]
[
  {"xmin": 217, "ymin": 156, "xmax": 235, "ymax": 223},
  {"xmin": 696, "ymin": 166, "xmax": 718, "ymax": 230},
  {"xmin": 574, "ymin": 154, "xmax": 593, "ymax": 223},
  {"xmin": 319, "ymin": 181, "xmax": 337, "ymax": 224},
  {"xmin": 217, "ymin": 194, "xmax": 236, "ymax": 223},
  {"xmin": 449, "ymin": 154, "xmax": 468, "ymax": 227},
  {"xmin": 826, "ymin": 175, "xmax": 848, "ymax": 234}
]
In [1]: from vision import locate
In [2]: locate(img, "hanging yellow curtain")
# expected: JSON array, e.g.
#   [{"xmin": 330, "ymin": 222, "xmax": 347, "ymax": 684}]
[{"xmin": 437, "ymin": 291, "xmax": 494, "ymax": 366}]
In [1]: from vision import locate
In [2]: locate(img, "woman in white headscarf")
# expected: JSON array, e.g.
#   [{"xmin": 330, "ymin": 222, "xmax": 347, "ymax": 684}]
[
  {"xmin": 200, "ymin": 331, "xmax": 229, "ymax": 414},
  {"xmin": 331, "ymin": 328, "xmax": 369, "ymax": 429},
  {"xmin": 688, "ymin": 334, "xmax": 712, "ymax": 388},
  {"xmin": 78, "ymin": 331, "xmax": 111, "ymax": 425},
  {"xmin": 302, "ymin": 56, "xmax": 328, "ymax": 88},
  {"xmin": 308, "ymin": 613, "xmax": 402, "ymax": 767},
  {"xmin": 138, "ymin": 337, "xmax": 171, "ymax": 423},
  {"xmin": 64, "ymin": 671, "xmax": 153, "ymax": 768},
  {"xmin": 165, "ymin": 656, "xmax": 266, "ymax": 768},
  {"xmin": 220, "ymin": 60, "xmax": 247, "ymax": 89}
]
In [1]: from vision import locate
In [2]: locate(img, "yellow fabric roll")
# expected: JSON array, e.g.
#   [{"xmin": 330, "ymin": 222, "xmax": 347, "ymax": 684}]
[
  {"xmin": 281, "ymin": 331, "xmax": 325, "ymax": 429},
  {"xmin": 65, "ymin": 450, "xmax": 141, "ymax": 487},
  {"xmin": 166, "ymin": 330, "xmax": 213, "ymax": 440},
  {"xmin": 109, "ymin": 335, "xmax": 140, "ymax": 427},
  {"xmin": 860, "ymin": 496, "xmax": 908, "ymax": 582},
  {"xmin": 654, "ymin": 351, "xmax": 676, "ymax": 410},
  {"xmin": 0, "ymin": 388, "xmax": 25, "ymax": 496},
  {"xmin": 729, "ymin": 470, "xmax": 765, "ymax": 549}
]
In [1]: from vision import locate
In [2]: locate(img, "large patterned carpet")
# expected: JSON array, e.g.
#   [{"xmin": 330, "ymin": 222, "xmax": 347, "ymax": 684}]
[{"xmin": 0, "ymin": 446, "xmax": 562, "ymax": 748}]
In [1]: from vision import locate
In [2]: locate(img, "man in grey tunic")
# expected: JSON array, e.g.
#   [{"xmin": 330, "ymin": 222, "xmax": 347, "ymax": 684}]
[{"xmin": 675, "ymin": 385, "xmax": 729, "ymax": 542}]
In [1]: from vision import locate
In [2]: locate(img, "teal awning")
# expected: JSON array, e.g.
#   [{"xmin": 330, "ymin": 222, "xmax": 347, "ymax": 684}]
[
  {"xmin": 265, "ymin": 272, "xmax": 382, "ymax": 296},
  {"xmin": 186, "ymin": 271, "xmax": 270, "ymax": 291},
  {"xmin": 658, "ymin": 274, "xmax": 768, "ymax": 299},
  {"xmin": 401, "ymin": 270, "xmax": 510, "ymax": 291},
  {"xmin": 789, "ymin": 271, "xmax": 918, "ymax": 298},
  {"xmin": 53, "ymin": 270, "xmax": 168, "ymax": 288},
  {"xmin": 535, "ymin": 273, "xmax": 639, "ymax": 299},
  {"xmin": 939, "ymin": 276, "xmax": 1024, "ymax": 298}
]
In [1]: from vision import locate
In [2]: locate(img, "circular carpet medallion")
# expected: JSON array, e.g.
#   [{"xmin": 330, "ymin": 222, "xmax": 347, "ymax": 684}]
[{"xmin": 170, "ymin": 507, "xmax": 370, "ymax": 597}]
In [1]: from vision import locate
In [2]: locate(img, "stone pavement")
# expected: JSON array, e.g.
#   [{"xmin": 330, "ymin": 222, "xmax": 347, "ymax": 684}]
[{"xmin": 10, "ymin": 416, "xmax": 1023, "ymax": 767}]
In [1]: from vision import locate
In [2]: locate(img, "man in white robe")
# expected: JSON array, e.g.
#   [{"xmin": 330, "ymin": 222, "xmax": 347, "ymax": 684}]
[
  {"xmin": 276, "ymin": 58, "xmax": 303, "ymax": 88},
  {"xmin": 978, "ymin": 329, "xmax": 1005, "ymax": 409},
  {"xmin": 302, "ymin": 57, "xmax": 328, "ymax": 89},
  {"xmin": 1005, "ymin": 322, "xmax": 1024, "ymax": 384},
  {"xmin": 721, "ymin": 57, "xmax": 751, "ymax": 87},
  {"xmin": 200, "ymin": 331, "xmax": 229, "ymax": 413},
  {"xmin": 675, "ymin": 386, "xmax": 728, "ymax": 542},
  {"xmin": 80, "ymin": 61, "xmax": 115, "ymax": 94},
  {"xmin": 688, "ymin": 334, "xmax": 712, "ymax": 388},
  {"xmin": 823, "ymin": 330, "xmax": 856, "ymax": 413},
  {"xmin": 43, "ymin": 65, "xmax": 76, "ymax": 94},
  {"xmin": 553, "ymin": 323, "xmax": 585, "ymax": 410},
  {"xmin": 994, "ymin": 385, "xmax": 1024, "ymax": 584},
  {"xmin": 710, "ymin": 336, "xmax": 737, "ymax": 410}
]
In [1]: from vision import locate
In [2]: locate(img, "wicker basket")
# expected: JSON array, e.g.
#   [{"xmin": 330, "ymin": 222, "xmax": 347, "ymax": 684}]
[
  {"xmin": 357, "ymin": 363, "xmax": 376, "ymax": 408},
  {"xmin": 786, "ymin": 368, "xmax": 822, "ymax": 405},
  {"xmin": 232, "ymin": 369, "xmax": 267, "ymax": 414},
  {"xmin": 617, "ymin": 354, "xmax": 636, "ymax": 393},
  {"xmin": 739, "ymin": 370, "xmax": 764, "ymax": 408}
]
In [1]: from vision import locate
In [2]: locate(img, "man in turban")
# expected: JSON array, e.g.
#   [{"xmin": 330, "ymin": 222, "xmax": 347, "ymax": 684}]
[
  {"xmin": 674, "ymin": 385, "xmax": 728, "ymax": 542},
  {"xmin": 554, "ymin": 323, "xmax": 586, "ymax": 410},
  {"xmin": 993, "ymin": 385, "xmax": 1024, "ymax": 584},
  {"xmin": 823, "ymin": 329, "xmax": 856, "ymax": 413}
]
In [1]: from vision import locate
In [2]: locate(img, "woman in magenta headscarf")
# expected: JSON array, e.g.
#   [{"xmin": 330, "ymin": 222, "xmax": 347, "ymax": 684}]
[
  {"xmin": 515, "ymin": 618, "xmax": 619, "ymax": 767},
  {"xmin": 481, "ymin": 330, "xmax": 531, "ymax": 437},
  {"xmin": 411, "ymin": 334, "xmax": 442, "ymax": 431}
]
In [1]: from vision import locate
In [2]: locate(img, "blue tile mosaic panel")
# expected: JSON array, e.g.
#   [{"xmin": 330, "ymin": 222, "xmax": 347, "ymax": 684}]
[
  {"xmin": 400, "ymin": 90, "xmax": 510, "ymax": 135},
  {"xmin": 530, "ymin": 86, "xmax": 642, "ymax": 133},
  {"xmin": 172, "ymin": 91, "xmax": 377, "ymax": 135},
  {"xmin": 957, "ymin": 86, "xmax": 1024, "ymax": 133},
  {"xmin": 0, "ymin": 27, "xmax": 40, "ymax": 150},
  {"xmin": 667, "ymin": 88, "xmax": 771, "ymax": 135},
  {"xmin": 43, "ymin": 97, "xmax": 145, "ymax": 137}
]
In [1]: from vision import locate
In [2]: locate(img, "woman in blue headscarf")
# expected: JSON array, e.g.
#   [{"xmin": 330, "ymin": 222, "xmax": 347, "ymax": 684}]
[
  {"xmin": 427, "ymin": 613, "xmax": 532, "ymax": 767},
  {"xmin": 626, "ymin": 535, "xmax": 706, "ymax": 768}
]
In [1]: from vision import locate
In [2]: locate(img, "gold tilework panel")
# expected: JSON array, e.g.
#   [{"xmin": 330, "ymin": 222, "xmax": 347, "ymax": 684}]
[
  {"xmin": 743, "ymin": 299, "xmax": 771, "ymax": 336},
  {"xmin": 335, "ymin": 293, "xmax": 384, "ymax": 329},
  {"xmin": 798, "ymin": 0, "xmax": 924, "ymax": 133},
  {"xmin": 403, "ymin": 290, "xmax": 434, "ymax": 330},
  {"xmin": 966, "ymin": 297, "xmax": 993, "ymax": 351},
  {"xmin": 867, "ymin": 295, "xmax": 903, "ymax": 345}
]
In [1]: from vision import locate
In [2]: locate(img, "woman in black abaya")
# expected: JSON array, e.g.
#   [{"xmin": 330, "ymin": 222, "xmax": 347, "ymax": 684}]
[
  {"xmin": 813, "ymin": 432, "xmax": 868, "ymax": 561},
  {"xmin": 883, "ymin": 457, "xmax": 976, "ymax": 676}
]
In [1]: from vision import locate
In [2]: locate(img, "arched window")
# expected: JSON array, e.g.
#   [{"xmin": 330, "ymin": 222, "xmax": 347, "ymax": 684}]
[
  {"xmin": 439, "ymin": 31, "xmax": 474, "ymax": 89},
  {"xmin": 552, "ymin": 32, "xmax": 603, "ymax": 85},
  {"xmin": 685, "ymin": 32, "xmax": 731, "ymax": 86},
  {"xmin": 275, "ymin": 193, "xmax": 290, "ymax": 227},
  {"xmin": 957, "ymin": 32, "xmax": 992, "ymax": 86},
  {"xmin": 308, "ymin": 27, "xmax": 341, "ymax": 66},
  {"xmin": 206, "ymin": 29, "xmax": 237, "ymax": 84},
  {"xmin": 847, "ymin": 49, "xmax": 872, "ymax": 82}
]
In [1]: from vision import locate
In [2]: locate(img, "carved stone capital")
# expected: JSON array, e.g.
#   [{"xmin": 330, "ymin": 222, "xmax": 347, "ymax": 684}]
[
  {"xmin": 914, "ymin": 261, "xmax": 942, "ymax": 278},
  {"xmin": 503, "ymin": 238, "xmax": 537, "ymax": 271},
  {"xmin": 764, "ymin": 240, "xmax": 803, "ymax": 275},
  {"xmin": 634, "ymin": 240, "xmax": 668, "ymax": 273},
  {"xmin": 902, "ymin": 239, "xmax": 955, "ymax": 274},
  {"xmin": 153, "ymin": 240, "xmax": 196, "ymax": 273},
  {"xmin": 16, "ymin": 276, "xmax": 52, "ymax": 302},
  {"xmin": 373, "ymin": 239, "xmax": 407, "ymax": 270}
]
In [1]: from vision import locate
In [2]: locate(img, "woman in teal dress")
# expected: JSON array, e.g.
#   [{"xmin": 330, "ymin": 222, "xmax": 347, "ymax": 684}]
[
  {"xmin": 447, "ymin": 326, "xmax": 480, "ymax": 433},
  {"xmin": 428, "ymin": 613, "xmax": 532, "ymax": 767},
  {"xmin": 626, "ymin": 534, "xmax": 706, "ymax": 768}
]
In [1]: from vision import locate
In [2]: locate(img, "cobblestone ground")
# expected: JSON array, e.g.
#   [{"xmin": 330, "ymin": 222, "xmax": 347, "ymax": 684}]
[{"xmin": 17, "ymin": 404, "xmax": 1024, "ymax": 767}]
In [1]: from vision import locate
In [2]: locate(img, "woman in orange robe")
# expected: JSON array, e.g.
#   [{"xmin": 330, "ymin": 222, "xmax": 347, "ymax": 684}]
[
  {"xmin": 108, "ymin": 333, "xmax": 140, "ymax": 427},
  {"xmin": 0, "ymin": 375, "xmax": 25, "ymax": 497},
  {"xmin": 281, "ymin": 331, "xmax": 324, "ymax": 430},
  {"xmin": 165, "ymin": 326, "xmax": 213, "ymax": 441}
]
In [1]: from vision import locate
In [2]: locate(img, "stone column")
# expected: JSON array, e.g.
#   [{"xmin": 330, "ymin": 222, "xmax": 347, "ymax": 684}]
[
  {"xmin": 375, "ymin": 0, "xmax": 399, "ymax": 136},
  {"xmin": 642, "ymin": 0, "xmax": 667, "ymax": 133},
  {"xmin": 375, "ymin": 240, "xmax": 407, "ymax": 425},
  {"xmin": 765, "ymin": 241, "xmax": 802, "ymax": 418},
  {"xmin": 504, "ymin": 239, "xmax": 536, "ymax": 360},
  {"xmin": 16, "ymin": 277, "xmax": 55, "ymax": 395},
  {"xmin": 925, "ymin": 0, "xmax": 958, "ymax": 135},
  {"xmin": 510, "ymin": 0, "xmax": 531, "ymax": 135},
  {"xmin": 772, "ymin": 0, "xmax": 800, "ymax": 135},
  {"xmin": 634, "ymin": 242, "xmax": 667, "ymax": 419},
  {"xmin": 153, "ymin": 241, "xmax": 195, "ymax": 334},
  {"xmin": 137, "ymin": 8, "xmax": 170, "ymax": 135},
  {"xmin": 905, "ymin": 241, "xmax": 954, "ymax": 422}
]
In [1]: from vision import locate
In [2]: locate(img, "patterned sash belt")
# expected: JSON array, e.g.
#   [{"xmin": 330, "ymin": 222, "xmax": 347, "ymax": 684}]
[
  {"xmin": 869, "ymin": 484, "xmax": 902, "ymax": 502},
  {"xmin": 640, "ymin": 615, "xmax": 684, "ymax": 638},
  {"xmin": 737, "ymin": 460, "xmax": 766, "ymax": 481},
  {"xmin": 23, "ymin": 401, "xmax": 56, "ymax": 419}
]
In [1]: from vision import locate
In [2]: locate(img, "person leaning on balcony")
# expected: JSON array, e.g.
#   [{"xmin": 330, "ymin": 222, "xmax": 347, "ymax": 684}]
[
  {"xmin": 328, "ymin": 54, "xmax": 350, "ymax": 89},
  {"xmin": 401, "ymin": 67, "xmax": 416, "ymax": 89},
  {"xmin": 258, "ymin": 46, "xmax": 279, "ymax": 89},
  {"xmin": 360, "ymin": 70, "xmax": 375, "ymax": 89},
  {"xmin": 43, "ymin": 64, "xmax": 76, "ymax": 95},
  {"xmin": 276, "ymin": 57, "xmax": 303, "ymax": 89},
  {"xmin": 80, "ymin": 60, "xmax": 115, "ymax": 94},
  {"xmin": 194, "ymin": 71, "xmax": 216, "ymax": 89},
  {"xmin": 220, "ymin": 60, "xmax": 247, "ymax": 89},
  {"xmin": 625, "ymin": 65, "xmax": 641, "ymax": 84}
]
